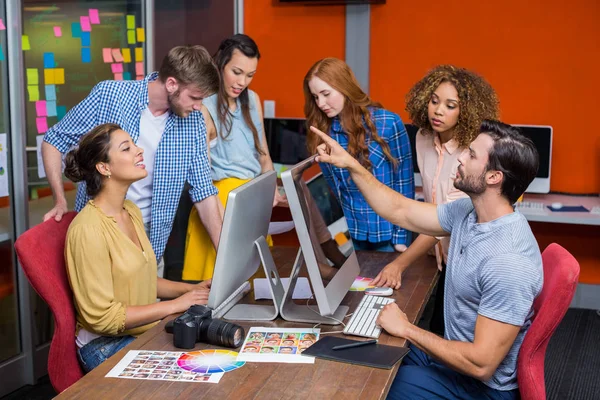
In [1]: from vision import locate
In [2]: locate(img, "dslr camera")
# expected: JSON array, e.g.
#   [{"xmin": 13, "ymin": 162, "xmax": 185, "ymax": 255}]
[{"xmin": 168, "ymin": 305, "xmax": 245, "ymax": 349}]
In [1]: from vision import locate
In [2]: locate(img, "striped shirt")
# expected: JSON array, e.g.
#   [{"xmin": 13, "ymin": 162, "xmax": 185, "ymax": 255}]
[
  {"xmin": 320, "ymin": 108, "xmax": 414, "ymax": 245},
  {"xmin": 44, "ymin": 73, "xmax": 217, "ymax": 261},
  {"xmin": 438, "ymin": 198, "xmax": 543, "ymax": 391}
]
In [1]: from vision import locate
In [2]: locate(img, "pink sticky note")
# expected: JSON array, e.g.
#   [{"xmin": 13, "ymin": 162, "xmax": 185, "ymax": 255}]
[
  {"xmin": 135, "ymin": 62, "xmax": 144, "ymax": 76},
  {"xmin": 53, "ymin": 26, "xmax": 62, "ymax": 37},
  {"xmin": 35, "ymin": 100, "xmax": 47, "ymax": 117},
  {"xmin": 102, "ymin": 48, "xmax": 112, "ymax": 63},
  {"xmin": 89, "ymin": 9, "xmax": 100, "ymax": 24},
  {"xmin": 0, "ymin": 19, "xmax": 6, "ymax": 31},
  {"xmin": 36, "ymin": 117, "xmax": 48, "ymax": 134},
  {"xmin": 80, "ymin": 16, "xmax": 91, "ymax": 32},
  {"xmin": 111, "ymin": 49, "xmax": 123, "ymax": 62},
  {"xmin": 111, "ymin": 63, "xmax": 123, "ymax": 73},
  {"xmin": 114, "ymin": 73, "xmax": 123, "ymax": 81},
  {"xmin": 136, "ymin": 75, "xmax": 144, "ymax": 81}
]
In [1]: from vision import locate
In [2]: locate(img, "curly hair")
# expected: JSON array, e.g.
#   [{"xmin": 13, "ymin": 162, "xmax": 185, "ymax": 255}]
[
  {"xmin": 405, "ymin": 65, "xmax": 499, "ymax": 148},
  {"xmin": 303, "ymin": 58, "xmax": 397, "ymax": 170}
]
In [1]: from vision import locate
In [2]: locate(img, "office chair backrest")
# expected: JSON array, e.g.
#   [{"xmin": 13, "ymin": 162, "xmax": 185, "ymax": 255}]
[
  {"xmin": 517, "ymin": 243, "xmax": 580, "ymax": 400},
  {"xmin": 15, "ymin": 212, "xmax": 83, "ymax": 393}
]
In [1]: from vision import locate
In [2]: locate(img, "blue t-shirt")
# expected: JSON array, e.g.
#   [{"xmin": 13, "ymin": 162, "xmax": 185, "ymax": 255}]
[{"xmin": 437, "ymin": 198, "xmax": 543, "ymax": 391}]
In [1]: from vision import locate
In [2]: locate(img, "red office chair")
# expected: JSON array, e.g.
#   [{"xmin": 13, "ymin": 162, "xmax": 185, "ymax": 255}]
[
  {"xmin": 517, "ymin": 243, "xmax": 580, "ymax": 400},
  {"xmin": 14, "ymin": 212, "xmax": 83, "ymax": 393}
]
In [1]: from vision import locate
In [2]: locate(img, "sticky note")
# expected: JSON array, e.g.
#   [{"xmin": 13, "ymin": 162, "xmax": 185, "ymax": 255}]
[
  {"xmin": 57, "ymin": 106, "xmax": 67, "ymax": 121},
  {"xmin": 27, "ymin": 85, "xmax": 40, "ymax": 102},
  {"xmin": 111, "ymin": 63, "xmax": 123, "ymax": 73},
  {"xmin": 102, "ymin": 48, "xmax": 112, "ymax": 63},
  {"xmin": 36, "ymin": 101, "xmax": 47, "ymax": 117},
  {"xmin": 122, "ymin": 48, "xmax": 132, "ymax": 63},
  {"xmin": 111, "ymin": 49, "xmax": 123, "ymax": 62},
  {"xmin": 126, "ymin": 15, "xmax": 136, "ymax": 30},
  {"xmin": 53, "ymin": 26, "xmax": 62, "ymax": 37},
  {"xmin": 123, "ymin": 72, "xmax": 131, "ymax": 80},
  {"xmin": 43, "ymin": 53, "xmax": 55, "ymax": 68},
  {"xmin": 44, "ymin": 69, "xmax": 55, "ymax": 84},
  {"xmin": 80, "ymin": 16, "xmax": 91, "ymax": 32},
  {"xmin": 22, "ymin": 35, "xmax": 31, "ymax": 50},
  {"xmin": 46, "ymin": 101, "xmax": 57, "ymax": 117},
  {"xmin": 0, "ymin": 44, "xmax": 4, "ymax": 61},
  {"xmin": 45, "ymin": 85, "xmax": 56, "ymax": 101},
  {"xmin": 26, "ymin": 68, "xmax": 39, "ymax": 85},
  {"xmin": 136, "ymin": 75, "xmax": 144, "ymax": 81},
  {"xmin": 114, "ymin": 73, "xmax": 123, "ymax": 81},
  {"xmin": 36, "ymin": 117, "xmax": 48, "ymax": 134},
  {"xmin": 136, "ymin": 28, "xmax": 145, "ymax": 42},
  {"xmin": 54, "ymin": 69, "xmax": 65, "ymax": 85},
  {"xmin": 127, "ymin": 30, "xmax": 135, "ymax": 45},
  {"xmin": 81, "ymin": 31, "xmax": 91, "ymax": 47},
  {"xmin": 135, "ymin": 62, "xmax": 144, "ymax": 76},
  {"xmin": 89, "ymin": 9, "xmax": 100, "ymax": 24},
  {"xmin": 0, "ymin": 19, "xmax": 5, "ymax": 30},
  {"xmin": 135, "ymin": 47, "xmax": 144, "ymax": 62},
  {"xmin": 81, "ymin": 48, "xmax": 91, "ymax": 63},
  {"xmin": 71, "ymin": 22, "xmax": 81, "ymax": 38}
]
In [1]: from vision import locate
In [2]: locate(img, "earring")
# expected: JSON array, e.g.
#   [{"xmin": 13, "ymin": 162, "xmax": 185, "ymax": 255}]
[{"xmin": 106, "ymin": 173, "xmax": 111, "ymax": 179}]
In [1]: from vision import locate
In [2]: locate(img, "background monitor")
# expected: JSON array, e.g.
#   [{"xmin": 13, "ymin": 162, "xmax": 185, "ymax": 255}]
[
  {"xmin": 281, "ymin": 156, "xmax": 360, "ymax": 322},
  {"xmin": 263, "ymin": 117, "xmax": 309, "ymax": 166}
]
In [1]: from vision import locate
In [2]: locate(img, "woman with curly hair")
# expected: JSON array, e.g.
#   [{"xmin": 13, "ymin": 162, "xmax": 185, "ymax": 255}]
[
  {"xmin": 372, "ymin": 65, "xmax": 499, "ymax": 335},
  {"xmin": 304, "ymin": 58, "xmax": 415, "ymax": 253}
]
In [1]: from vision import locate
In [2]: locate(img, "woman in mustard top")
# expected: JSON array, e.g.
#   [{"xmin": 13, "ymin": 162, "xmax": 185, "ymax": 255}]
[{"xmin": 64, "ymin": 123, "xmax": 211, "ymax": 372}]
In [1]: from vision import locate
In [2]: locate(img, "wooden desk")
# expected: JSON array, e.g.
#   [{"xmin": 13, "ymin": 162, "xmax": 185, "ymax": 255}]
[{"xmin": 57, "ymin": 248, "xmax": 438, "ymax": 400}]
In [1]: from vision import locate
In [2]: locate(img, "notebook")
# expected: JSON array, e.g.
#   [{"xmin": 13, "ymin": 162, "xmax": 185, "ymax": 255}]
[{"xmin": 300, "ymin": 336, "xmax": 410, "ymax": 369}]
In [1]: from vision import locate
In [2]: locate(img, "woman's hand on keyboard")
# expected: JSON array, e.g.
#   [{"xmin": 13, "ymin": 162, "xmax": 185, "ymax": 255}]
[
  {"xmin": 377, "ymin": 303, "xmax": 410, "ymax": 338},
  {"xmin": 196, "ymin": 279, "xmax": 212, "ymax": 290}
]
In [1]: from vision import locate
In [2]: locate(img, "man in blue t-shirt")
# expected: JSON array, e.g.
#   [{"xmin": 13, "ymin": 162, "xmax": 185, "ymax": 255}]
[{"xmin": 312, "ymin": 120, "xmax": 543, "ymax": 399}]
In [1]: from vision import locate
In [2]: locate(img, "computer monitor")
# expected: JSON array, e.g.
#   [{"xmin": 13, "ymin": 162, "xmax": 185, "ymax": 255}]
[
  {"xmin": 207, "ymin": 170, "xmax": 285, "ymax": 321},
  {"xmin": 263, "ymin": 117, "xmax": 310, "ymax": 165},
  {"xmin": 280, "ymin": 156, "xmax": 360, "ymax": 324},
  {"xmin": 514, "ymin": 125, "xmax": 552, "ymax": 194}
]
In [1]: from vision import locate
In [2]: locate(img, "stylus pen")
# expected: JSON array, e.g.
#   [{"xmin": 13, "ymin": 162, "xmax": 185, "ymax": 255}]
[{"xmin": 332, "ymin": 339, "xmax": 378, "ymax": 351}]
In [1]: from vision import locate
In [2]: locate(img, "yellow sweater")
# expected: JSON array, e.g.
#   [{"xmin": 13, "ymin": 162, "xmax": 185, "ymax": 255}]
[{"xmin": 65, "ymin": 200, "xmax": 158, "ymax": 337}]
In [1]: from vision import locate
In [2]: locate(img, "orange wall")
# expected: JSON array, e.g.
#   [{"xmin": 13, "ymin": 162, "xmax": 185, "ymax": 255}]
[
  {"xmin": 370, "ymin": 0, "xmax": 600, "ymax": 194},
  {"xmin": 244, "ymin": 1, "xmax": 346, "ymax": 118}
]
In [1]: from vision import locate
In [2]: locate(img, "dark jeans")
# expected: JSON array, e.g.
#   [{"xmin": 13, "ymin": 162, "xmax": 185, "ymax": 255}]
[
  {"xmin": 387, "ymin": 344, "xmax": 519, "ymax": 400},
  {"xmin": 352, "ymin": 239, "xmax": 395, "ymax": 252},
  {"xmin": 77, "ymin": 335, "xmax": 136, "ymax": 373},
  {"xmin": 430, "ymin": 266, "xmax": 446, "ymax": 336}
]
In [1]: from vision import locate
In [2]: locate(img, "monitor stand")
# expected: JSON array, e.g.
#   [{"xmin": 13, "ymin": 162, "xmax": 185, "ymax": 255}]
[
  {"xmin": 279, "ymin": 248, "xmax": 348, "ymax": 325},
  {"xmin": 222, "ymin": 236, "xmax": 285, "ymax": 321}
]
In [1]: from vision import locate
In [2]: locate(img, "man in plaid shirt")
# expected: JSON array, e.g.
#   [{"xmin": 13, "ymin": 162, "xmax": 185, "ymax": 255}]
[{"xmin": 42, "ymin": 46, "xmax": 221, "ymax": 277}]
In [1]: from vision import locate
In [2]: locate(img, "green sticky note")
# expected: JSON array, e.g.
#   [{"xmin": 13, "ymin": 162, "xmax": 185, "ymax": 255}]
[
  {"xmin": 27, "ymin": 68, "xmax": 39, "ymax": 85},
  {"xmin": 22, "ymin": 35, "xmax": 31, "ymax": 51},
  {"xmin": 126, "ymin": 15, "xmax": 135, "ymax": 30},
  {"xmin": 27, "ymin": 85, "xmax": 40, "ymax": 102},
  {"xmin": 127, "ymin": 30, "xmax": 136, "ymax": 45}
]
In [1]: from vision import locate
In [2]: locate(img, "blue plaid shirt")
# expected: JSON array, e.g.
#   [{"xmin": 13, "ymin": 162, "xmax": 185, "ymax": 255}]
[
  {"xmin": 320, "ymin": 108, "xmax": 414, "ymax": 246},
  {"xmin": 44, "ymin": 72, "xmax": 217, "ymax": 261}
]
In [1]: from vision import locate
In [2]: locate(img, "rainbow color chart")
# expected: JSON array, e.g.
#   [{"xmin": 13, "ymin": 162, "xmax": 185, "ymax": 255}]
[
  {"xmin": 349, "ymin": 276, "xmax": 376, "ymax": 291},
  {"xmin": 177, "ymin": 349, "xmax": 245, "ymax": 374}
]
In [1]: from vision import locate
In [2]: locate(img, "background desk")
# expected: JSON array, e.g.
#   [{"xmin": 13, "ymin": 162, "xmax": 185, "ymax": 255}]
[
  {"xmin": 519, "ymin": 193, "xmax": 600, "ymax": 226},
  {"xmin": 56, "ymin": 247, "xmax": 439, "ymax": 400}
]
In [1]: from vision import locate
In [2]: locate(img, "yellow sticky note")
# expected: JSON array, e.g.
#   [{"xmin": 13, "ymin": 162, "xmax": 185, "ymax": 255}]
[
  {"xmin": 27, "ymin": 85, "xmax": 40, "ymax": 102},
  {"xmin": 136, "ymin": 28, "xmax": 145, "ymax": 42},
  {"xmin": 126, "ymin": 15, "xmax": 135, "ymax": 30},
  {"xmin": 135, "ymin": 47, "xmax": 144, "ymax": 62},
  {"xmin": 22, "ymin": 35, "xmax": 31, "ymax": 50},
  {"xmin": 26, "ymin": 68, "xmax": 39, "ymax": 85},
  {"xmin": 334, "ymin": 232, "xmax": 348, "ymax": 246},
  {"xmin": 127, "ymin": 30, "xmax": 136, "ymax": 45},
  {"xmin": 54, "ymin": 68, "xmax": 65, "ymax": 85},
  {"xmin": 122, "ymin": 48, "xmax": 132, "ymax": 63},
  {"xmin": 44, "ymin": 68, "xmax": 55, "ymax": 85}
]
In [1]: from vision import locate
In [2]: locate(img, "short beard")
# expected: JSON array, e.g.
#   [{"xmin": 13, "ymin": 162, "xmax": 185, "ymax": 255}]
[
  {"xmin": 454, "ymin": 169, "xmax": 486, "ymax": 196},
  {"xmin": 167, "ymin": 89, "xmax": 187, "ymax": 118}
]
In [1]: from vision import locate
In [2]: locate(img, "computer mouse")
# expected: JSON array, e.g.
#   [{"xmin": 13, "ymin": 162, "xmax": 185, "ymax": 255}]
[
  {"xmin": 551, "ymin": 202, "xmax": 563, "ymax": 210},
  {"xmin": 365, "ymin": 287, "xmax": 393, "ymax": 296}
]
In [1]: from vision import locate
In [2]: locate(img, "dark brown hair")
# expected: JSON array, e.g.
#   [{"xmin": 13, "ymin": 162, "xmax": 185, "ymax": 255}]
[
  {"xmin": 158, "ymin": 45, "xmax": 220, "ymax": 96},
  {"xmin": 64, "ymin": 123, "xmax": 121, "ymax": 197}
]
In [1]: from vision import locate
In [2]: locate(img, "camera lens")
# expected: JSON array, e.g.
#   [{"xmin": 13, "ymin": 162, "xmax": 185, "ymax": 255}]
[{"xmin": 199, "ymin": 318, "xmax": 245, "ymax": 349}]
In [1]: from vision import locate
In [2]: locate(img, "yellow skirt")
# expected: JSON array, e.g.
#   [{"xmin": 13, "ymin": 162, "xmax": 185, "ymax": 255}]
[{"xmin": 182, "ymin": 177, "xmax": 273, "ymax": 281}]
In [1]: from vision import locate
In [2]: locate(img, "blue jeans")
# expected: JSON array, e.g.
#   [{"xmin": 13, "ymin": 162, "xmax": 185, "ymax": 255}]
[
  {"xmin": 387, "ymin": 344, "xmax": 519, "ymax": 400},
  {"xmin": 77, "ymin": 335, "xmax": 136, "ymax": 373},
  {"xmin": 352, "ymin": 239, "xmax": 395, "ymax": 252}
]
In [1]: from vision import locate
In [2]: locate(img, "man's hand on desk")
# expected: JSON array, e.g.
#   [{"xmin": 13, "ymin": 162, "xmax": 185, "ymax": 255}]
[
  {"xmin": 43, "ymin": 200, "xmax": 68, "ymax": 222},
  {"xmin": 377, "ymin": 302, "xmax": 411, "ymax": 338},
  {"xmin": 372, "ymin": 261, "xmax": 405, "ymax": 289}
]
